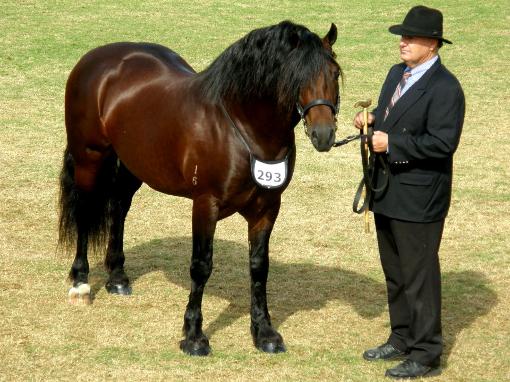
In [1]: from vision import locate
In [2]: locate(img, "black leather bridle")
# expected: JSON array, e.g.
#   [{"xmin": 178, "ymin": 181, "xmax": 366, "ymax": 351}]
[{"xmin": 296, "ymin": 96, "xmax": 339, "ymax": 136}]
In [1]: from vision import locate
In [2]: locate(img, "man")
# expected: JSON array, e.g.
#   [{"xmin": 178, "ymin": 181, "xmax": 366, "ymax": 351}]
[{"xmin": 353, "ymin": 5, "xmax": 465, "ymax": 379}]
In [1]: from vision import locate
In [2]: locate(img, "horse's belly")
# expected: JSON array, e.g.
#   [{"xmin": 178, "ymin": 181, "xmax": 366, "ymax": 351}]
[
  {"xmin": 125, "ymin": 153, "xmax": 190, "ymax": 197},
  {"xmin": 107, "ymin": 121, "xmax": 191, "ymax": 197}
]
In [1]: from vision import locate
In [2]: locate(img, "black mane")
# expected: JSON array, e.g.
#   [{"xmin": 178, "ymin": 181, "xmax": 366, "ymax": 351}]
[{"xmin": 194, "ymin": 21, "xmax": 338, "ymax": 113}]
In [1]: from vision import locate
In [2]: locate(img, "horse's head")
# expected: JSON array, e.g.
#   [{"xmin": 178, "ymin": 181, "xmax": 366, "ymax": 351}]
[{"xmin": 297, "ymin": 24, "xmax": 341, "ymax": 152}]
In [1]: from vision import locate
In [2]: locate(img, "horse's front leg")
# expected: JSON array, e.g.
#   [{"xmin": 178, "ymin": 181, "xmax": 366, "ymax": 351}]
[
  {"xmin": 244, "ymin": 197, "xmax": 286, "ymax": 353},
  {"xmin": 180, "ymin": 195, "xmax": 218, "ymax": 356}
]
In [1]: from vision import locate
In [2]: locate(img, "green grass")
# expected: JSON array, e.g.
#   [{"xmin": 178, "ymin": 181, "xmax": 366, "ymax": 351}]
[{"xmin": 1, "ymin": 0, "xmax": 509, "ymax": 381}]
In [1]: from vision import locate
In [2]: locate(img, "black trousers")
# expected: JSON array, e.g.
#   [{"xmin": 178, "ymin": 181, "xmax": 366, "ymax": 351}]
[{"xmin": 374, "ymin": 213, "xmax": 444, "ymax": 366}]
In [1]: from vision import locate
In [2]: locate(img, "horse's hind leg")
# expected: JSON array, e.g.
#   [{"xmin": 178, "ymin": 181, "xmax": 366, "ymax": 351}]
[
  {"xmin": 68, "ymin": 225, "xmax": 92, "ymax": 305},
  {"xmin": 60, "ymin": 148, "xmax": 113, "ymax": 305},
  {"xmin": 180, "ymin": 195, "xmax": 219, "ymax": 356},
  {"xmin": 104, "ymin": 162, "xmax": 142, "ymax": 295}
]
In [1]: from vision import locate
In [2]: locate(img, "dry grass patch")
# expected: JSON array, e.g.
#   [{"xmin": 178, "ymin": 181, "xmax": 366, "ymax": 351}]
[{"xmin": 1, "ymin": 1, "xmax": 509, "ymax": 381}]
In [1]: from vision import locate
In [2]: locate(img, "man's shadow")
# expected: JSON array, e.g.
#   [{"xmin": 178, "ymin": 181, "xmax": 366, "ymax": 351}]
[{"xmin": 88, "ymin": 236, "xmax": 496, "ymax": 364}]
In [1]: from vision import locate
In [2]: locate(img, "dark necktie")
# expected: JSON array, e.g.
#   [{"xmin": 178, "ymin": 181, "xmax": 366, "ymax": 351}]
[{"xmin": 384, "ymin": 70, "xmax": 412, "ymax": 120}]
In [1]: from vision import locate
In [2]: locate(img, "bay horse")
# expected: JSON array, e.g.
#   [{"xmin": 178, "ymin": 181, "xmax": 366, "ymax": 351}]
[{"xmin": 58, "ymin": 20, "xmax": 341, "ymax": 356}]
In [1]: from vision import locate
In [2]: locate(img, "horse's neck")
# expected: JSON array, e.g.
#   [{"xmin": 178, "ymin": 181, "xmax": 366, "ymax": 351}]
[{"xmin": 230, "ymin": 102, "xmax": 295, "ymax": 159}]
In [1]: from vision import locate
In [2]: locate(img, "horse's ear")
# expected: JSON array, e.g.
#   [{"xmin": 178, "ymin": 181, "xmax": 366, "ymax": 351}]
[{"xmin": 323, "ymin": 23, "xmax": 337, "ymax": 49}]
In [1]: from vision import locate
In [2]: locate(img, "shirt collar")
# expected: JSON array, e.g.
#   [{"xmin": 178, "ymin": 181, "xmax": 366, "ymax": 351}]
[{"xmin": 407, "ymin": 55, "xmax": 439, "ymax": 76}]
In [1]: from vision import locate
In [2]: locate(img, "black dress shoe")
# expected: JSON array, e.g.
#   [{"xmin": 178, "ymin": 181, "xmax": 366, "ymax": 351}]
[
  {"xmin": 385, "ymin": 359, "xmax": 441, "ymax": 379},
  {"xmin": 363, "ymin": 343, "xmax": 405, "ymax": 361}
]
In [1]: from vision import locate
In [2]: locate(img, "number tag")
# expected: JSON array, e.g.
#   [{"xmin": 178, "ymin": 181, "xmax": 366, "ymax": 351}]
[{"xmin": 251, "ymin": 155, "xmax": 288, "ymax": 189}]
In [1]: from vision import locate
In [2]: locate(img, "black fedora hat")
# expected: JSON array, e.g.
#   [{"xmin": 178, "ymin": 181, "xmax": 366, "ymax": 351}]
[{"xmin": 389, "ymin": 5, "xmax": 452, "ymax": 44}]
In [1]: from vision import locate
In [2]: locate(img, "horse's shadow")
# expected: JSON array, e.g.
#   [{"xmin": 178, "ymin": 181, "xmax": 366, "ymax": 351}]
[{"xmin": 88, "ymin": 236, "xmax": 496, "ymax": 363}]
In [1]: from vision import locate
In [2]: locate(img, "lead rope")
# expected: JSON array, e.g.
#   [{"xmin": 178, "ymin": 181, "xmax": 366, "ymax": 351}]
[{"xmin": 352, "ymin": 127, "xmax": 389, "ymax": 216}]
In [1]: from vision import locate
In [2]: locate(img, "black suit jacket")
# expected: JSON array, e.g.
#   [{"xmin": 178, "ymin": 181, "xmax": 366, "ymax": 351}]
[{"xmin": 371, "ymin": 57, "xmax": 465, "ymax": 222}]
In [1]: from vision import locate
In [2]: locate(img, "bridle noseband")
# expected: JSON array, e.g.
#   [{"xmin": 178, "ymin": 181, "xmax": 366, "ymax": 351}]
[{"xmin": 296, "ymin": 97, "xmax": 340, "ymax": 136}]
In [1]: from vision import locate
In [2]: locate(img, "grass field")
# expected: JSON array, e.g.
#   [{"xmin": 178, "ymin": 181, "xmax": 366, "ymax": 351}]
[{"xmin": 1, "ymin": 1, "xmax": 509, "ymax": 381}]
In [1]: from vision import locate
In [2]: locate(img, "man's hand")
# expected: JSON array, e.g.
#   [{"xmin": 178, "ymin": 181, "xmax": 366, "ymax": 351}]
[
  {"xmin": 371, "ymin": 131, "xmax": 388, "ymax": 153},
  {"xmin": 353, "ymin": 111, "xmax": 375, "ymax": 130},
  {"xmin": 353, "ymin": 112, "xmax": 387, "ymax": 152}
]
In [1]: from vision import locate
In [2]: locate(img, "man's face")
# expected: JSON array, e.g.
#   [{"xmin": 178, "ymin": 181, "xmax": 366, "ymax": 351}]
[{"xmin": 399, "ymin": 35, "xmax": 438, "ymax": 68}]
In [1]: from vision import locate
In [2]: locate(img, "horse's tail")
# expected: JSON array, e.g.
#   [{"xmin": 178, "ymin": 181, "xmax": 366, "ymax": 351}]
[{"xmin": 58, "ymin": 147, "xmax": 117, "ymax": 253}]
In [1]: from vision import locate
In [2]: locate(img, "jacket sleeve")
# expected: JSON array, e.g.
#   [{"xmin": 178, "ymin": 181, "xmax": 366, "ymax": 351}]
[{"xmin": 388, "ymin": 81, "xmax": 465, "ymax": 162}]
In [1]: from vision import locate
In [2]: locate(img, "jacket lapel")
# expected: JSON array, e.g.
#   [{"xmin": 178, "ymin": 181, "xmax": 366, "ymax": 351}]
[
  {"xmin": 379, "ymin": 66, "xmax": 405, "ymax": 130},
  {"xmin": 382, "ymin": 58, "xmax": 442, "ymax": 132}
]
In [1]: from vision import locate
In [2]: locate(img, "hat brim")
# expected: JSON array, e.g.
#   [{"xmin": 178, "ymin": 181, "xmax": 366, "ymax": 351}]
[{"xmin": 389, "ymin": 24, "xmax": 452, "ymax": 44}]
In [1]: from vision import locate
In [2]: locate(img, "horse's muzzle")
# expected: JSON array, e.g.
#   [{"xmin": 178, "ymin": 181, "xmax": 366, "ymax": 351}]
[{"xmin": 310, "ymin": 123, "xmax": 336, "ymax": 152}]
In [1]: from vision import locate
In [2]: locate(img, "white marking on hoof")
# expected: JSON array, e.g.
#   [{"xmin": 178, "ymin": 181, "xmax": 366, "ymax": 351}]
[
  {"xmin": 68, "ymin": 286, "xmax": 80, "ymax": 303},
  {"xmin": 68, "ymin": 283, "xmax": 92, "ymax": 305},
  {"xmin": 78, "ymin": 283, "xmax": 91, "ymax": 295}
]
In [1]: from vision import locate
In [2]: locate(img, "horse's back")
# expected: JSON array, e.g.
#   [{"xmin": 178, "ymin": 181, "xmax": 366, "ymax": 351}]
[
  {"xmin": 70, "ymin": 42, "xmax": 195, "ymax": 78},
  {"xmin": 66, "ymin": 42, "xmax": 194, "ymax": 114}
]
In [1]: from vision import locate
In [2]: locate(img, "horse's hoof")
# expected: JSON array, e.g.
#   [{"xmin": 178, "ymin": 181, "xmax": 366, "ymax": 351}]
[
  {"xmin": 258, "ymin": 341, "xmax": 286, "ymax": 354},
  {"xmin": 180, "ymin": 338, "xmax": 211, "ymax": 356},
  {"xmin": 105, "ymin": 283, "xmax": 132, "ymax": 295},
  {"xmin": 68, "ymin": 283, "xmax": 92, "ymax": 305},
  {"xmin": 254, "ymin": 327, "xmax": 286, "ymax": 354}
]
